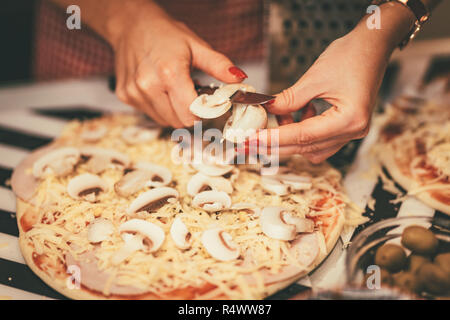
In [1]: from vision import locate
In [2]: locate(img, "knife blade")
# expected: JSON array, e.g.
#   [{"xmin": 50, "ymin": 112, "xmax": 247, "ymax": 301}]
[{"xmin": 195, "ymin": 85, "xmax": 275, "ymax": 105}]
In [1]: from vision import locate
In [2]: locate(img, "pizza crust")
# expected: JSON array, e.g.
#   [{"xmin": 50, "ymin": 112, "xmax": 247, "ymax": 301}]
[{"xmin": 380, "ymin": 145, "xmax": 450, "ymax": 215}]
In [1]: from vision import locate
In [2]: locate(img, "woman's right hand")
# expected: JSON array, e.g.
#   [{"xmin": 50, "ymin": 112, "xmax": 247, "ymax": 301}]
[{"xmin": 108, "ymin": 1, "xmax": 247, "ymax": 128}]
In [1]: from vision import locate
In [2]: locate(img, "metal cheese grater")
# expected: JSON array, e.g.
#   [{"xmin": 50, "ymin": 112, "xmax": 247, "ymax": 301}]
[{"xmin": 269, "ymin": 0, "xmax": 370, "ymax": 93}]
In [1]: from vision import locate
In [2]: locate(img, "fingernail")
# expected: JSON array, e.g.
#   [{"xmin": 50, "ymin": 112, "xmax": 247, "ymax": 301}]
[
  {"xmin": 265, "ymin": 99, "xmax": 275, "ymax": 105},
  {"xmin": 229, "ymin": 66, "xmax": 248, "ymax": 79}
]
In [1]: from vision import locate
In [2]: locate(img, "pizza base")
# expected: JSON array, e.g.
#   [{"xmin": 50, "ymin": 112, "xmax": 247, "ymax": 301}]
[
  {"xmin": 16, "ymin": 198, "xmax": 344, "ymax": 300},
  {"xmin": 380, "ymin": 145, "xmax": 450, "ymax": 215}
]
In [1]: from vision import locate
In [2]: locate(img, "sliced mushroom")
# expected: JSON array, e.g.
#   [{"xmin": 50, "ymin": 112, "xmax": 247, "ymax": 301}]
[
  {"xmin": 134, "ymin": 162, "xmax": 172, "ymax": 187},
  {"xmin": 277, "ymin": 174, "xmax": 312, "ymax": 191},
  {"xmin": 170, "ymin": 217, "xmax": 192, "ymax": 249},
  {"xmin": 259, "ymin": 207, "xmax": 297, "ymax": 241},
  {"xmin": 230, "ymin": 202, "xmax": 261, "ymax": 217},
  {"xmin": 127, "ymin": 187, "xmax": 179, "ymax": 214},
  {"xmin": 114, "ymin": 170, "xmax": 154, "ymax": 197},
  {"xmin": 87, "ymin": 218, "xmax": 114, "ymax": 243},
  {"xmin": 201, "ymin": 228, "xmax": 240, "ymax": 261},
  {"xmin": 81, "ymin": 124, "xmax": 107, "ymax": 142},
  {"xmin": 67, "ymin": 173, "xmax": 108, "ymax": 202},
  {"xmin": 260, "ymin": 176, "xmax": 288, "ymax": 196},
  {"xmin": 192, "ymin": 190, "xmax": 231, "ymax": 212},
  {"xmin": 32, "ymin": 147, "xmax": 80, "ymax": 178},
  {"xmin": 186, "ymin": 172, "xmax": 233, "ymax": 197},
  {"xmin": 280, "ymin": 211, "xmax": 315, "ymax": 233},
  {"xmin": 121, "ymin": 125, "xmax": 161, "ymax": 145},
  {"xmin": 115, "ymin": 162, "xmax": 172, "ymax": 197},
  {"xmin": 119, "ymin": 218, "xmax": 165, "ymax": 253},
  {"xmin": 223, "ymin": 104, "xmax": 267, "ymax": 143},
  {"xmin": 191, "ymin": 162, "xmax": 234, "ymax": 177},
  {"xmin": 80, "ymin": 147, "xmax": 130, "ymax": 174}
]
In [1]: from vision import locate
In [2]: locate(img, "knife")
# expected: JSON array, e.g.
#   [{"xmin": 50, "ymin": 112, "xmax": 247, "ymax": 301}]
[{"xmin": 195, "ymin": 85, "xmax": 275, "ymax": 105}]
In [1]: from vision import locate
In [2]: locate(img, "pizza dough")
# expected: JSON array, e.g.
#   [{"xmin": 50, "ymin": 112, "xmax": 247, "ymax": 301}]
[
  {"xmin": 12, "ymin": 113, "xmax": 362, "ymax": 299},
  {"xmin": 376, "ymin": 94, "xmax": 450, "ymax": 215}
]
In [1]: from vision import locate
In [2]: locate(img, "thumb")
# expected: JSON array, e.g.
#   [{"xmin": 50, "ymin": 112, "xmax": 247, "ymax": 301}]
[
  {"xmin": 266, "ymin": 75, "xmax": 318, "ymax": 115},
  {"xmin": 191, "ymin": 43, "xmax": 247, "ymax": 83}
]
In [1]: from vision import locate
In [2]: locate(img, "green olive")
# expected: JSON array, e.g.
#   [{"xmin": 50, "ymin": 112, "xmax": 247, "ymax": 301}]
[
  {"xmin": 416, "ymin": 263, "xmax": 450, "ymax": 295},
  {"xmin": 375, "ymin": 244, "xmax": 407, "ymax": 273},
  {"xmin": 393, "ymin": 271, "xmax": 422, "ymax": 294},
  {"xmin": 380, "ymin": 268, "xmax": 393, "ymax": 287},
  {"xmin": 408, "ymin": 254, "xmax": 430, "ymax": 274},
  {"xmin": 401, "ymin": 226, "xmax": 438, "ymax": 255},
  {"xmin": 434, "ymin": 252, "xmax": 450, "ymax": 275}
]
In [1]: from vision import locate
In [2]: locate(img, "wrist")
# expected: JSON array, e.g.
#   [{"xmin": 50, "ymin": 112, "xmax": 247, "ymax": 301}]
[
  {"xmin": 105, "ymin": 0, "xmax": 169, "ymax": 49},
  {"xmin": 352, "ymin": 2, "xmax": 416, "ymax": 54}
]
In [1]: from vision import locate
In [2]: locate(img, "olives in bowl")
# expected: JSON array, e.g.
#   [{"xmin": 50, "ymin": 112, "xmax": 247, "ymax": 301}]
[{"xmin": 347, "ymin": 216, "xmax": 450, "ymax": 299}]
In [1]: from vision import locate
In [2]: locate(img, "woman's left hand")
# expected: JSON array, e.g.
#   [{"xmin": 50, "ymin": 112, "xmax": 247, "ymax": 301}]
[{"xmin": 252, "ymin": 2, "xmax": 415, "ymax": 163}]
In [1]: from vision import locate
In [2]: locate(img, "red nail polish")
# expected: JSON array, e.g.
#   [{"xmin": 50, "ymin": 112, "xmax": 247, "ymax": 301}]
[{"xmin": 229, "ymin": 66, "xmax": 248, "ymax": 79}]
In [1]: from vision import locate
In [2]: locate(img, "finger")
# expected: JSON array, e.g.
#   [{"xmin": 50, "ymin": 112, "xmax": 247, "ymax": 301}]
[
  {"xmin": 130, "ymin": 82, "xmax": 169, "ymax": 126},
  {"xmin": 265, "ymin": 136, "xmax": 350, "ymax": 156},
  {"xmin": 191, "ymin": 43, "xmax": 247, "ymax": 83},
  {"xmin": 142, "ymin": 87, "xmax": 183, "ymax": 128},
  {"xmin": 303, "ymin": 142, "xmax": 347, "ymax": 164},
  {"xmin": 250, "ymin": 106, "xmax": 351, "ymax": 147},
  {"xmin": 164, "ymin": 62, "xmax": 200, "ymax": 127},
  {"xmin": 265, "ymin": 74, "xmax": 319, "ymax": 115}
]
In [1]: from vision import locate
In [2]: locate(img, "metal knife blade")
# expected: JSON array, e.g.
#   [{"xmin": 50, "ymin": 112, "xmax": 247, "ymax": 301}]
[{"xmin": 195, "ymin": 85, "xmax": 275, "ymax": 105}]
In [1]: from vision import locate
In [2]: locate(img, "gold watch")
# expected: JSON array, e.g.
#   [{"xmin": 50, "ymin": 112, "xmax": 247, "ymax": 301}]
[{"xmin": 372, "ymin": 0, "xmax": 430, "ymax": 49}]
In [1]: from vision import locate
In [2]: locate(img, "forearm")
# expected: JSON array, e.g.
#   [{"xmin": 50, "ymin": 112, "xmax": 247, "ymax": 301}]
[{"xmin": 47, "ymin": 0, "xmax": 169, "ymax": 47}]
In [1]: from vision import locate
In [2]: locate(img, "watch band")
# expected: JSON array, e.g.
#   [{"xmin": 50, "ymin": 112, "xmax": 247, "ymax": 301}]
[{"xmin": 372, "ymin": 0, "xmax": 430, "ymax": 49}]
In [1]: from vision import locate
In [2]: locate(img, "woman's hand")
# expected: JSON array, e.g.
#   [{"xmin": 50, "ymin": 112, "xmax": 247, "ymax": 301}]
[
  {"xmin": 109, "ymin": 1, "xmax": 247, "ymax": 127},
  {"xmin": 252, "ymin": 2, "xmax": 415, "ymax": 163}
]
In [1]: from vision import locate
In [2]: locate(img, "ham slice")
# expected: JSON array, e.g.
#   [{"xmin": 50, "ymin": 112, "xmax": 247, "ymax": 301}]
[
  {"xmin": 11, "ymin": 144, "xmax": 58, "ymax": 203},
  {"xmin": 65, "ymin": 250, "xmax": 149, "ymax": 296}
]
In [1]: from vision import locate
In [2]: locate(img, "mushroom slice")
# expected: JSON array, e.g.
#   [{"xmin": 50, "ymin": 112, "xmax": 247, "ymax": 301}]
[
  {"xmin": 192, "ymin": 190, "xmax": 231, "ymax": 212},
  {"xmin": 114, "ymin": 170, "xmax": 154, "ymax": 197},
  {"xmin": 32, "ymin": 147, "xmax": 80, "ymax": 178},
  {"xmin": 280, "ymin": 211, "xmax": 315, "ymax": 233},
  {"xmin": 230, "ymin": 202, "xmax": 261, "ymax": 217},
  {"xmin": 170, "ymin": 217, "xmax": 192, "ymax": 249},
  {"xmin": 223, "ymin": 104, "xmax": 267, "ymax": 143},
  {"xmin": 134, "ymin": 162, "xmax": 172, "ymax": 187},
  {"xmin": 189, "ymin": 94, "xmax": 232, "ymax": 119},
  {"xmin": 87, "ymin": 218, "xmax": 114, "ymax": 243},
  {"xmin": 277, "ymin": 174, "xmax": 312, "ymax": 191},
  {"xmin": 67, "ymin": 173, "xmax": 108, "ymax": 202},
  {"xmin": 111, "ymin": 233, "xmax": 145, "ymax": 265},
  {"xmin": 115, "ymin": 162, "xmax": 172, "ymax": 197},
  {"xmin": 259, "ymin": 207, "xmax": 297, "ymax": 241},
  {"xmin": 186, "ymin": 172, "xmax": 233, "ymax": 197},
  {"xmin": 127, "ymin": 187, "xmax": 179, "ymax": 214},
  {"xmin": 191, "ymin": 162, "xmax": 234, "ymax": 177},
  {"xmin": 260, "ymin": 176, "xmax": 288, "ymax": 196},
  {"xmin": 201, "ymin": 228, "xmax": 240, "ymax": 261},
  {"xmin": 121, "ymin": 125, "xmax": 161, "ymax": 145},
  {"xmin": 81, "ymin": 124, "xmax": 108, "ymax": 142},
  {"xmin": 80, "ymin": 147, "xmax": 130, "ymax": 174},
  {"xmin": 119, "ymin": 218, "xmax": 165, "ymax": 253}
]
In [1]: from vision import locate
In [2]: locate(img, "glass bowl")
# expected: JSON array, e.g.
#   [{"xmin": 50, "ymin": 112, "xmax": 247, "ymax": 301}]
[{"xmin": 346, "ymin": 215, "xmax": 450, "ymax": 299}]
